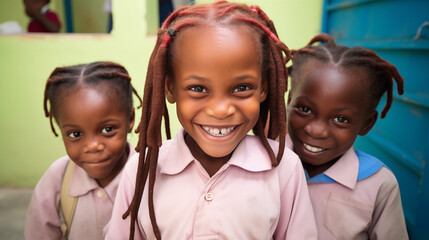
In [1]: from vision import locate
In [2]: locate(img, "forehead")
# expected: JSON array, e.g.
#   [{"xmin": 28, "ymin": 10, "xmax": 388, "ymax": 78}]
[
  {"xmin": 292, "ymin": 61, "xmax": 370, "ymax": 107},
  {"xmin": 55, "ymin": 83, "xmax": 124, "ymax": 110},
  {"xmin": 172, "ymin": 25, "xmax": 261, "ymax": 65},
  {"xmin": 55, "ymin": 87, "xmax": 125, "ymax": 120}
]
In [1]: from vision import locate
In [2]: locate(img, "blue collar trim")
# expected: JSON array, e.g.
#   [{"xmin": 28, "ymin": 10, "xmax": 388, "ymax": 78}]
[{"xmin": 306, "ymin": 149, "xmax": 385, "ymax": 184}]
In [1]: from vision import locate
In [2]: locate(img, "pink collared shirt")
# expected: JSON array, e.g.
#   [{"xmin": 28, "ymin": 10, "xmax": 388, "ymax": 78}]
[
  {"xmin": 286, "ymin": 134, "xmax": 408, "ymax": 239},
  {"xmin": 25, "ymin": 143, "xmax": 135, "ymax": 240},
  {"xmin": 106, "ymin": 128, "xmax": 317, "ymax": 239}
]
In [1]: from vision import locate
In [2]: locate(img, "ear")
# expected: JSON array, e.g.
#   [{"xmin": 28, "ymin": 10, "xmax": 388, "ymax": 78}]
[
  {"xmin": 359, "ymin": 110, "xmax": 378, "ymax": 136},
  {"xmin": 128, "ymin": 108, "xmax": 135, "ymax": 133},
  {"xmin": 260, "ymin": 78, "xmax": 268, "ymax": 102},
  {"xmin": 165, "ymin": 75, "xmax": 176, "ymax": 104}
]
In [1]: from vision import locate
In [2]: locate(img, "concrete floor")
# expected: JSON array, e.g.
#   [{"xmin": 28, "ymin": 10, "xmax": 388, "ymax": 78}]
[{"xmin": 0, "ymin": 188, "xmax": 33, "ymax": 240}]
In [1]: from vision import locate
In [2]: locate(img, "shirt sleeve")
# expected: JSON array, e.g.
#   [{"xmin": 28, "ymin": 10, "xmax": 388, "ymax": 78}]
[
  {"xmin": 368, "ymin": 167, "xmax": 409, "ymax": 239},
  {"xmin": 105, "ymin": 153, "xmax": 145, "ymax": 240},
  {"xmin": 25, "ymin": 157, "xmax": 68, "ymax": 240},
  {"xmin": 274, "ymin": 148, "xmax": 318, "ymax": 239}
]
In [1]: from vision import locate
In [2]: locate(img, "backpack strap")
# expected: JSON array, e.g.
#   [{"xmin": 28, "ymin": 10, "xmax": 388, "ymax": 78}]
[{"xmin": 60, "ymin": 161, "xmax": 78, "ymax": 239}]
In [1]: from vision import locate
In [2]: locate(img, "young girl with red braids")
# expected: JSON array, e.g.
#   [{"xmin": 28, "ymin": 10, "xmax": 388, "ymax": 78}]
[
  {"xmin": 106, "ymin": 1, "xmax": 317, "ymax": 239},
  {"xmin": 286, "ymin": 33, "xmax": 408, "ymax": 239},
  {"xmin": 25, "ymin": 61, "xmax": 142, "ymax": 239}
]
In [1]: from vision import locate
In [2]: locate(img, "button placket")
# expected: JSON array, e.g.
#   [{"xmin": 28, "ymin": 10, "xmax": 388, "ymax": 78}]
[{"xmin": 202, "ymin": 165, "xmax": 228, "ymax": 203}]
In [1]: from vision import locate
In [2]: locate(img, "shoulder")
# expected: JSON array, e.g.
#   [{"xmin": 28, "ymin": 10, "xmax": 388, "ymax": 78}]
[
  {"xmin": 357, "ymin": 152, "xmax": 400, "ymax": 203},
  {"xmin": 40, "ymin": 156, "xmax": 71, "ymax": 184},
  {"xmin": 30, "ymin": 156, "xmax": 71, "ymax": 206},
  {"xmin": 371, "ymin": 167, "xmax": 400, "ymax": 195},
  {"xmin": 121, "ymin": 152, "xmax": 141, "ymax": 187},
  {"xmin": 256, "ymin": 136, "xmax": 303, "ymax": 184},
  {"xmin": 356, "ymin": 150, "xmax": 398, "ymax": 187}
]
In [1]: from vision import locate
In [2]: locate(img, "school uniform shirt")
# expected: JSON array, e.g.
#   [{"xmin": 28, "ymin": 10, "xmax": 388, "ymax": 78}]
[
  {"xmin": 25, "ymin": 143, "xmax": 135, "ymax": 240},
  {"xmin": 106, "ymin": 128, "xmax": 317, "ymax": 240},
  {"xmin": 285, "ymin": 134, "xmax": 408, "ymax": 240}
]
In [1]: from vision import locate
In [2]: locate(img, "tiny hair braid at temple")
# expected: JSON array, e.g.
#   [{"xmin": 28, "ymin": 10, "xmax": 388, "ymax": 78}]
[{"xmin": 126, "ymin": 2, "xmax": 291, "ymax": 239}]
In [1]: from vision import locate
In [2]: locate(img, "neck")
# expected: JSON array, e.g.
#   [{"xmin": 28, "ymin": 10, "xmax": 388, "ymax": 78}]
[
  {"xmin": 302, "ymin": 155, "xmax": 340, "ymax": 178},
  {"xmin": 184, "ymin": 132, "xmax": 231, "ymax": 177}
]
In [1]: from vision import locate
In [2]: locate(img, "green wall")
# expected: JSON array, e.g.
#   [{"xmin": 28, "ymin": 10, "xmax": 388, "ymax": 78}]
[{"xmin": 0, "ymin": 0, "xmax": 322, "ymax": 187}]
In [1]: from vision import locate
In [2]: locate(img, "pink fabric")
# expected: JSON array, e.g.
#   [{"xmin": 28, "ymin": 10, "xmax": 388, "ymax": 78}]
[
  {"xmin": 25, "ymin": 143, "xmax": 135, "ymax": 240},
  {"xmin": 106, "ymin": 128, "xmax": 317, "ymax": 239},
  {"xmin": 286, "ymin": 134, "xmax": 408, "ymax": 239}
]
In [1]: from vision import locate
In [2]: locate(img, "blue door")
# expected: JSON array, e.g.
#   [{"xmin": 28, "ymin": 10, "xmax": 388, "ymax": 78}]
[{"xmin": 322, "ymin": 0, "xmax": 429, "ymax": 239}]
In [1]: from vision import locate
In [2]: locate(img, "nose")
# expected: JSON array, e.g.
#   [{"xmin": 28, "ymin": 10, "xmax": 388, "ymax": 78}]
[
  {"xmin": 205, "ymin": 98, "xmax": 236, "ymax": 120},
  {"xmin": 304, "ymin": 119, "xmax": 329, "ymax": 139},
  {"xmin": 84, "ymin": 136, "xmax": 104, "ymax": 153}
]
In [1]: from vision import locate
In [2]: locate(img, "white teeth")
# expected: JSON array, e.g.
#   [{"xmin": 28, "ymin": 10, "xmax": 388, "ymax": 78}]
[
  {"xmin": 202, "ymin": 126, "xmax": 235, "ymax": 137},
  {"xmin": 303, "ymin": 143, "xmax": 324, "ymax": 153}
]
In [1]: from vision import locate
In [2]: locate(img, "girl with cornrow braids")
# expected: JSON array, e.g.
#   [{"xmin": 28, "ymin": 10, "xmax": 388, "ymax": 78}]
[
  {"xmin": 25, "ymin": 61, "xmax": 142, "ymax": 240},
  {"xmin": 286, "ymin": 33, "xmax": 408, "ymax": 239},
  {"xmin": 106, "ymin": 1, "xmax": 317, "ymax": 239}
]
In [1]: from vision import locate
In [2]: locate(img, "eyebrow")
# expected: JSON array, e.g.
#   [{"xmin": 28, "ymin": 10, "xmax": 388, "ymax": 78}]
[
  {"xmin": 61, "ymin": 119, "xmax": 121, "ymax": 128},
  {"xmin": 183, "ymin": 75, "xmax": 206, "ymax": 82},
  {"xmin": 184, "ymin": 74, "xmax": 258, "ymax": 82}
]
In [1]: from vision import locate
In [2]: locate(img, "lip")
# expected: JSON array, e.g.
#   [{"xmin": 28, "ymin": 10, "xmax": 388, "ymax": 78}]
[{"xmin": 81, "ymin": 157, "xmax": 110, "ymax": 165}]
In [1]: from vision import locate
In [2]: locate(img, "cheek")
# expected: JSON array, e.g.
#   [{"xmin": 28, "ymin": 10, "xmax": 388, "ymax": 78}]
[
  {"xmin": 62, "ymin": 141, "xmax": 80, "ymax": 160},
  {"xmin": 240, "ymin": 98, "xmax": 261, "ymax": 120},
  {"xmin": 287, "ymin": 112, "xmax": 302, "ymax": 129}
]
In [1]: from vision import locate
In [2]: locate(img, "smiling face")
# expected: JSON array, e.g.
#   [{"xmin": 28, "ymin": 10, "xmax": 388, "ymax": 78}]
[
  {"xmin": 287, "ymin": 60, "xmax": 377, "ymax": 177},
  {"xmin": 55, "ymin": 86, "xmax": 134, "ymax": 187},
  {"xmin": 165, "ymin": 25, "xmax": 267, "ymax": 160}
]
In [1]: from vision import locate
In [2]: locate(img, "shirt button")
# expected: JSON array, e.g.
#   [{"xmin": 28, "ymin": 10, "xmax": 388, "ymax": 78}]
[
  {"xmin": 205, "ymin": 192, "xmax": 214, "ymax": 202},
  {"xmin": 97, "ymin": 190, "xmax": 105, "ymax": 198}
]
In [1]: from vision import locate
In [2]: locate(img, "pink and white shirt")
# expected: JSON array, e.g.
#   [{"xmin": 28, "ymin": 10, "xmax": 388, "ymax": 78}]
[
  {"xmin": 106, "ymin": 128, "xmax": 317, "ymax": 239},
  {"xmin": 25, "ymin": 143, "xmax": 135, "ymax": 240},
  {"xmin": 286, "ymin": 134, "xmax": 408, "ymax": 239}
]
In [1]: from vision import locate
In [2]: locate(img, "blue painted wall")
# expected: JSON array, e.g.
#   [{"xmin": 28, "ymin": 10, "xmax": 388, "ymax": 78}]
[{"xmin": 322, "ymin": 0, "xmax": 429, "ymax": 239}]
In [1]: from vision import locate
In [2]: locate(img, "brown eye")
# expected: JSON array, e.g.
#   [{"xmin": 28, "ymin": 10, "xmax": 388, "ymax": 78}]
[
  {"xmin": 189, "ymin": 86, "xmax": 207, "ymax": 93},
  {"xmin": 298, "ymin": 106, "xmax": 311, "ymax": 113},
  {"xmin": 233, "ymin": 85, "xmax": 251, "ymax": 92},
  {"xmin": 334, "ymin": 116, "xmax": 349, "ymax": 123},
  {"xmin": 102, "ymin": 126, "xmax": 114, "ymax": 133},
  {"xmin": 68, "ymin": 131, "xmax": 82, "ymax": 138}
]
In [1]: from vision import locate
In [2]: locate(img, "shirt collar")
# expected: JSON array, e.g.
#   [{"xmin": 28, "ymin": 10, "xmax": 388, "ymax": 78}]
[
  {"xmin": 41, "ymin": 4, "xmax": 50, "ymax": 14},
  {"xmin": 160, "ymin": 128, "xmax": 273, "ymax": 175},
  {"xmin": 322, "ymin": 147, "xmax": 359, "ymax": 189}
]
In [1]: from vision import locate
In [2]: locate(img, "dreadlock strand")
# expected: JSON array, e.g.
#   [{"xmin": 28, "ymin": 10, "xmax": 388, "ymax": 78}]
[
  {"xmin": 148, "ymin": 148, "xmax": 161, "ymax": 239},
  {"xmin": 49, "ymin": 115, "xmax": 58, "ymax": 136},
  {"xmin": 163, "ymin": 105, "xmax": 171, "ymax": 139},
  {"xmin": 381, "ymin": 78, "xmax": 394, "ymax": 119},
  {"xmin": 256, "ymin": 120, "xmax": 278, "ymax": 166},
  {"xmin": 266, "ymin": 50, "xmax": 279, "ymax": 139}
]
